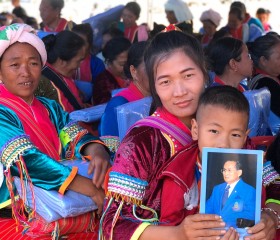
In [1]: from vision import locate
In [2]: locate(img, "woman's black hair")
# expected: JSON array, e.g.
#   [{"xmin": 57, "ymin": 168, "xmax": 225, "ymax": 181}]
[
  {"xmin": 102, "ymin": 37, "xmax": 131, "ymax": 63},
  {"xmin": 43, "ymin": 30, "xmax": 85, "ymax": 64},
  {"xmin": 144, "ymin": 30, "xmax": 208, "ymax": 113},
  {"xmin": 124, "ymin": 41, "xmax": 149, "ymax": 79},
  {"xmin": 207, "ymin": 37, "xmax": 243, "ymax": 75},
  {"xmin": 229, "ymin": 6, "xmax": 245, "ymax": 21},
  {"xmin": 247, "ymin": 34, "xmax": 280, "ymax": 68},
  {"xmin": 124, "ymin": 2, "xmax": 141, "ymax": 19},
  {"xmin": 72, "ymin": 23, "xmax": 94, "ymax": 51},
  {"xmin": 45, "ymin": 0, "xmax": 64, "ymax": 10}
]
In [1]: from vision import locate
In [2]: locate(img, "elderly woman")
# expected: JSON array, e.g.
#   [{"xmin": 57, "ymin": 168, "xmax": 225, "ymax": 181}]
[
  {"xmin": 164, "ymin": 0, "xmax": 193, "ymax": 34},
  {"xmin": 0, "ymin": 24, "xmax": 110, "ymax": 239},
  {"xmin": 39, "ymin": 0, "xmax": 75, "ymax": 32},
  {"xmin": 199, "ymin": 9, "xmax": 222, "ymax": 47}
]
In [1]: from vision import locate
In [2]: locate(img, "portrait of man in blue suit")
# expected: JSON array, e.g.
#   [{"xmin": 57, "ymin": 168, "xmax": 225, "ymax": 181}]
[{"xmin": 206, "ymin": 160, "xmax": 256, "ymax": 228}]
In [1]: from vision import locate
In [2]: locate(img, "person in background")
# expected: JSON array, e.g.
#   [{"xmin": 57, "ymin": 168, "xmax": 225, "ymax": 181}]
[
  {"xmin": 199, "ymin": 8, "xmax": 222, "ymax": 47},
  {"xmin": 118, "ymin": 2, "xmax": 141, "ymax": 42},
  {"xmin": 25, "ymin": 16, "xmax": 39, "ymax": 29},
  {"xmin": 231, "ymin": 1, "xmax": 264, "ymax": 42},
  {"xmin": 164, "ymin": 0, "xmax": 193, "ymax": 34},
  {"xmin": 39, "ymin": 0, "xmax": 75, "ymax": 32},
  {"xmin": 247, "ymin": 34, "xmax": 280, "ymax": 134},
  {"xmin": 207, "ymin": 37, "xmax": 253, "ymax": 91},
  {"xmin": 99, "ymin": 41, "xmax": 150, "ymax": 137},
  {"xmin": 256, "ymin": 8, "xmax": 272, "ymax": 32},
  {"xmin": 92, "ymin": 37, "xmax": 131, "ymax": 106},
  {"xmin": 0, "ymin": 23, "xmax": 110, "ymax": 239},
  {"xmin": 11, "ymin": 0, "xmax": 27, "ymax": 22},
  {"xmin": 35, "ymin": 30, "xmax": 87, "ymax": 112},
  {"xmin": 72, "ymin": 23, "xmax": 105, "ymax": 102},
  {"xmin": 96, "ymin": 26, "xmax": 124, "ymax": 62}
]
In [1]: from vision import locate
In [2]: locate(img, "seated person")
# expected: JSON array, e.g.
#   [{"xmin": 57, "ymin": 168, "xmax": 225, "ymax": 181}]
[
  {"xmin": 35, "ymin": 30, "xmax": 87, "ymax": 112},
  {"xmin": 39, "ymin": 0, "xmax": 75, "ymax": 32},
  {"xmin": 92, "ymin": 37, "xmax": 131, "ymax": 105},
  {"xmin": 0, "ymin": 23, "xmax": 110, "ymax": 239},
  {"xmin": 99, "ymin": 41, "xmax": 150, "ymax": 137}
]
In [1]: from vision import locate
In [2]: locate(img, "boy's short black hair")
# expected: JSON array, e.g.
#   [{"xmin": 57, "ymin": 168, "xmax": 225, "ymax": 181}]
[{"xmin": 197, "ymin": 86, "xmax": 249, "ymax": 123}]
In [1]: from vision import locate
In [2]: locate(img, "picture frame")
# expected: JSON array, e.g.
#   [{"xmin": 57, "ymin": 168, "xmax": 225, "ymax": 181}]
[{"xmin": 199, "ymin": 148, "xmax": 263, "ymax": 239}]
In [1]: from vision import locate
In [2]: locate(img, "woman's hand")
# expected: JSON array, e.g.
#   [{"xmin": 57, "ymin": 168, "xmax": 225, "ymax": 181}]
[
  {"xmin": 176, "ymin": 214, "xmax": 227, "ymax": 239},
  {"xmin": 84, "ymin": 143, "xmax": 111, "ymax": 188},
  {"xmin": 91, "ymin": 187, "xmax": 105, "ymax": 215},
  {"xmin": 244, "ymin": 210, "xmax": 276, "ymax": 240}
]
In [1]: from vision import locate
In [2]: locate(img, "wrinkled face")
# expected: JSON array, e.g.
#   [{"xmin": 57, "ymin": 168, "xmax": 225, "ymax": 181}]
[
  {"xmin": 260, "ymin": 43, "xmax": 280, "ymax": 77},
  {"xmin": 108, "ymin": 50, "xmax": 128, "ymax": 79},
  {"xmin": 165, "ymin": 10, "xmax": 177, "ymax": 24},
  {"xmin": 39, "ymin": 0, "xmax": 60, "ymax": 26},
  {"xmin": 0, "ymin": 43, "xmax": 42, "ymax": 104},
  {"xmin": 60, "ymin": 46, "xmax": 86, "ymax": 78},
  {"xmin": 202, "ymin": 20, "xmax": 217, "ymax": 36},
  {"xmin": 121, "ymin": 8, "xmax": 138, "ymax": 28},
  {"xmin": 222, "ymin": 161, "xmax": 242, "ymax": 184},
  {"xmin": 155, "ymin": 51, "xmax": 205, "ymax": 127},
  {"xmin": 228, "ymin": 13, "xmax": 242, "ymax": 30},
  {"xmin": 192, "ymin": 105, "xmax": 249, "ymax": 159},
  {"xmin": 235, "ymin": 45, "xmax": 253, "ymax": 78}
]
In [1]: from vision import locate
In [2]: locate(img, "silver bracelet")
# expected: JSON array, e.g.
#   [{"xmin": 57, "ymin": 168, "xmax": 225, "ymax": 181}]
[{"xmin": 261, "ymin": 207, "xmax": 280, "ymax": 229}]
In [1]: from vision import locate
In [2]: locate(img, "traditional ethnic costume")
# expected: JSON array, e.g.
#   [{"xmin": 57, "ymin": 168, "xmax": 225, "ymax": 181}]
[
  {"xmin": 0, "ymin": 23, "xmax": 105, "ymax": 239},
  {"xmin": 92, "ymin": 69, "xmax": 129, "ymax": 106},
  {"xmin": 262, "ymin": 161, "xmax": 280, "ymax": 238},
  {"xmin": 210, "ymin": 75, "xmax": 247, "ymax": 92},
  {"xmin": 0, "ymin": 84, "xmax": 104, "ymax": 239},
  {"xmin": 99, "ymin": 107, "xmax": 200, "ymax": 239},
  {"xmin": 36, "ymin": 63, "xmax": 84, "ymax": 113},
  {"xmin": 40, "ymin": 18, "xmax": 75, "ymax": 32}
]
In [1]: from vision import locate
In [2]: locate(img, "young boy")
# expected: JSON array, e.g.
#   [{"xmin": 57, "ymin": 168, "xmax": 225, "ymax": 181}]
[
  {"xmin": 160, "ymin": 85, "xmax": 250, "ymax": 224},
  {"xmin": 160, "ymin": 85, "xmax": 276, "ymax": 239}
]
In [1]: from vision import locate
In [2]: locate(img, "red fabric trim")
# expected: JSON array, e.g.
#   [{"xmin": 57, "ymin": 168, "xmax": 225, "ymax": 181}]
[
  {"xmin": 0, "ymin": 85, "xmax": 61, "ymax": 160},
  {"xmin": 213, "ymin": 75, "xmax": 245, "ymax": 92},
  {"xmin": 43, "ymin": 18, "xmax": 68, "ymax": 32},
  {"xmin": 115, "ymin": 82, "xmax": 144, "ymax": 102},
  {"xmin": 156, "ymin": 107, "xmax": 191, "ymax": 136}
]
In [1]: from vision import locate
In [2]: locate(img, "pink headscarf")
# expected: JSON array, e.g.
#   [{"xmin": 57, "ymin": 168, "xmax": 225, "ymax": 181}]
[{"xmin": 0, "ymin": 23, "xmax": 47, "ymax": 65}]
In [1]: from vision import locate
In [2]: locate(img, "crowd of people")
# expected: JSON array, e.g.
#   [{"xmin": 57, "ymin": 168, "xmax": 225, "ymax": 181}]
[{"xmin": 0, "ymin": 0, "xmax": 280, "ymax": 239}]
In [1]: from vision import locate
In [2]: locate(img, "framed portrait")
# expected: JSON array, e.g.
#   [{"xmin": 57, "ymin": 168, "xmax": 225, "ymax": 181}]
[{"xmin": 199, "ymin": 148, "xmax": 263, "ymax": 239}]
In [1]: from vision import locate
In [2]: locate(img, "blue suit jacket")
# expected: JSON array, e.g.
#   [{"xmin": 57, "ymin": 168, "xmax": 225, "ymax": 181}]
[{"xmin": 206, "ymin": 179, "xmax": 256, "ymax": 228}]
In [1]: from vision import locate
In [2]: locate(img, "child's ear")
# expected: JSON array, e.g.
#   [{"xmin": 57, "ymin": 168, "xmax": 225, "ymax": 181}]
[{"xmin": 191, "ymin": 118, "xmax": 198, "ymax": 140}]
